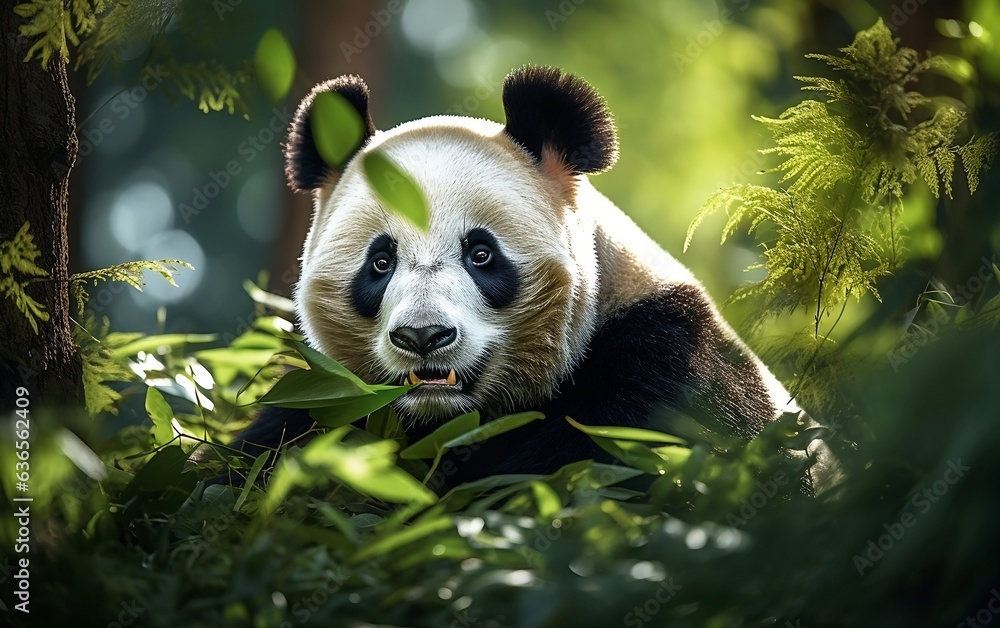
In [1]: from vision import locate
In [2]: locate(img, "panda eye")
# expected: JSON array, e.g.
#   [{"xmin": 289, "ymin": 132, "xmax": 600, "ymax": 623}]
[
  {"xmin": 469, "ymin": 244, "xmax": 493, "ymax": 268},
  {"xmin": 372, "ymin": 253, "xmax": 392, "ymax": 274}
]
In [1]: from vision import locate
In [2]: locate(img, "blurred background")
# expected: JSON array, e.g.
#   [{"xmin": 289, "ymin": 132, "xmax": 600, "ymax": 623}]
[{"xmin": 69, "ymin": 0, "xmax": 1000, "ymax": 347}]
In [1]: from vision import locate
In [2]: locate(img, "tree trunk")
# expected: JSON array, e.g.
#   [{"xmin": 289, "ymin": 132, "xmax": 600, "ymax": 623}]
[{"xmin": 0, "ymin": 9, "xmax": 82, "ymax": 411}]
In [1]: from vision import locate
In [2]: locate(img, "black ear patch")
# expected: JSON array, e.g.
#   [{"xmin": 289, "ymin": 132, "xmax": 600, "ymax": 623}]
[
  {"xmin": 284, "ymin": 75, "xmax": 377, "ymax": 192},
  {"xmin": 502, "ymin": 66, "xmax": 618, "ymax": 175}
]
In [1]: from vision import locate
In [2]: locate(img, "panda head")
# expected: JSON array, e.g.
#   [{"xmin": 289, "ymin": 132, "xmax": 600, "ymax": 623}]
[{"xmin": 286, "ymin": 67, "xmax": 618, "ymax": 422}]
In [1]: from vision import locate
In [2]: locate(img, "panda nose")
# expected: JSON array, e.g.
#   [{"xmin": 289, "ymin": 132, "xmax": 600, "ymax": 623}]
[{"xmin": 389, "ymin": 325, "xmax": 457, "ymax": 357}]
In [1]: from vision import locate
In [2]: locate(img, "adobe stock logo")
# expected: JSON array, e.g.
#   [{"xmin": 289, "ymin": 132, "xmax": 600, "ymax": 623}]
[
  {"xmin": 886, "ymin": 0, "xmax": 930, "ymax": 32},
  {"xmin": 672, "ymin": 0, "xmax": 752, "ymax": 71},
  {"xmin": 178, "ymin": 106, "xmax": 293, "ymax": 223},
  {"xmin": 51, "ymin": 64, "xmax": 170, "ymax": 177},
  {"xmin": 340, "ymin": 1, "xmax": 404, "ymax": 63},
  {"xmin": 852, "ymin": 459, "xmax": 969, "ymax": 576}
]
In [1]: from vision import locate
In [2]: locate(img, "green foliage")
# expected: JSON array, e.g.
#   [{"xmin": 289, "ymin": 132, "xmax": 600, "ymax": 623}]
[
  {"xmin": 73, "ymin": 317, "xmax": 137, "ymax": 416},
  {"xmin": 253, "ymin": 27, "xmax": 295, "ymax": 104},
  {"xmin": 687, "ymin": 20, "xmax": 997, "ymax": 335},
  {"xmin": 308, "ymin": 92, "xmax": 430, "ymax": 230},
  {"xmin": 363, "ymin": 151, "xmax": 431, "ymax": 231},
  {"xmin": 161, "ymin": 59, "xmax": 254, "ymax": 116},
  {"xmin": 311, "ymin": 91, "xmax": 367, "ymax": 166},
  {"xmin": 250, "ymin": 338, "xmax": 415, "ymax": 432},
  {"xmin": 5, "ymin": 10, "xmax": 998, "ymax": 627},
  {"xmin": 0, "ymin": 220, "xmax": 50, "ymax": 333},
  {"xmin": 10, "ymin": 313, "xmax": 1000, "ymax": 626},
  {"xmin": 73, "ymin": 0, "xmax": 178, "ymax": 79},
  {"xmin": 69, "ymin": 258, "xmax": 193, "ymax": 314},
  {"xmin": 263, "ymin": 427, "xmax": 438, "ymax": 516},
  {"xmin": 13, "ymin": 0, "xmax": 106, "ymax": 68},
  {"xmin": 15, "ymin": 0, "xmax": 257, "ymax": 116},
  {"xmin": 145, "ymin": 386, "xmax": 176, "ymax": 444}
]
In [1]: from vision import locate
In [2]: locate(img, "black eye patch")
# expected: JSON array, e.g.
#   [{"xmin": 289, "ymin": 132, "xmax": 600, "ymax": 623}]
[
  {"xmin": 463, "ymin": 228, "xmax": 520, "ymax": 308},
  {"xmin": 351, "ymin": 234, "xmax": 396, "ymax": 318}
]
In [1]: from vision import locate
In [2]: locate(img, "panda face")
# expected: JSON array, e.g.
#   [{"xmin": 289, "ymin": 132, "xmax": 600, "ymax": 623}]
[{"xmin": 296, "ymin": 119, "xmax": 599, "ymax": 422}]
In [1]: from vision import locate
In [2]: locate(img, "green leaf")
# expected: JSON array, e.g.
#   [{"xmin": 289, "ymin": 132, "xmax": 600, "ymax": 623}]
[
  {"xmin": 443, "ymin": 411, "xmax": 545, "ymax": 448},
  {"xmin": 121, "ymin": 445, "xmax": 191, "ymax": 502},
  {"xmin": 256, "ymin": 369, "xmax": 370, "ymax": 408},
  {"xmin": 366, "ymin": 405, "xmax": 405, "ymax": 439},
  {"xmin": 114, "ymin": 333, "xmax": 217, "ymax": 358},
  {"xmin": 679, "ymin": 444, "xmax": 709, "ymax": 488},
  {"xmin": 564, "ymin": 416, "xmax": 689, "ymax": 445},
  {"xmin": 311, "ymin": 90, "xmax": 366, "ymax": 167},
  {"xmin": 233, "ymin": 452, "xmax": 269, "ymax": 512},
  {"xmin": 193, "ymin": 347, "xmax": 280, "ymax": 383},
  {"xmin": 265, "ymin": 430, "xmax": 436, "ymax": 513},
  {"xmin": 145, "ymin": 387, "xmax": 175, "ymax": 445},
  {"xmin": 74, "ymin": 325, "xmax": 133, "ymax": 416},
  {"xmin": 400, "ymin": 411, "xmax": 481, "ymax": 459},
  {"xmin": 349, "ymin": 513, "xmax": 453, "ymax": 565},
  {"xmin": 335, "ymin": 458, "xmax": 436, "ymax": 506},
  {"xmin": 530, "ymin": 481, "xmax": 562, "ymax": 519},
  {"xmin": 362, "ymin": 151, "xmax": 430, "ymax": 231},
  {"xmin": 588, "ymin": 436, "xmax": 670, "ymax": 475},
  {"xmin": 311, "ymin": 499, "xmax": 360, "ymax": 544},
  {"xmin": 254, "ymin": 28, "xmax": 295, "ymax": 104},
  {"xmin": 585, "ymin": 463, "xmax": 647, "ymax": 487},
  {"xmin": 309, "ymin": 385, "xmax": 414, "ymax": 428},
  {"xmin": 289, "ymin": 339, "xmax": 371, "ymax": 390}
]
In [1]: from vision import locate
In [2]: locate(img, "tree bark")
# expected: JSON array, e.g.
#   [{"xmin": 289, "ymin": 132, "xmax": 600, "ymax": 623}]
[{"xmin": 0, "ymin": 9, "xmax": 83, "ymax": 410}]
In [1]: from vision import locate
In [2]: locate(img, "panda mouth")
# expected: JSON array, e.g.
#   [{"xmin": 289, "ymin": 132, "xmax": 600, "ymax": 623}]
[{"xmin": 407, "ymin": 368, "xmax": 463, "ymax": 390}]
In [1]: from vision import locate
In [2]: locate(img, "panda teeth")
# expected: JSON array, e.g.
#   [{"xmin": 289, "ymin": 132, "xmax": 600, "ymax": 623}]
[{"xmin": 407, "ymin": 369, "xmax": 459, "ymax": 386}]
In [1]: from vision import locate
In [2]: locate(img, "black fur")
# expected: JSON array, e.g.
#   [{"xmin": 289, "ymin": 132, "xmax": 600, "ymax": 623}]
[
  {"xmin": 457, "ymin": 287, "xmax": 774, "ymax": 483},
  {"xmin": 462, "ymin": 228, "xmax": 520, "ymax": 308},
  {"xmin": 284, "ymin": 75, "xmax": 377, "ymax": 192},
  {"xmin": 502, "ymin": 66, "xmax": 619, "ymax": 174},
  {"xmin": 232, "ymin": 287, "xmax": 776, "ymax": 489},
  {"xmin": 221, "ymin": 405, "xmax": 317, "ymax": 486},
  {"xmin": 231, "ymin": 68, "xmax": 795, "ymax": 492},
  {"xmin": 351, "ymin": 234, "xmax": 397, "ymax": 318}
]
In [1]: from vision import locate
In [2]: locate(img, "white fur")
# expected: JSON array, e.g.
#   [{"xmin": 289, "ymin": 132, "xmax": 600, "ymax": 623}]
[
  {"xmin": 297, "ymin": 117, "xmax": 597, "ymax": 418},
  {"xmin": 296, "ymin": 114, "xmax": 793, "ymax": 421}
]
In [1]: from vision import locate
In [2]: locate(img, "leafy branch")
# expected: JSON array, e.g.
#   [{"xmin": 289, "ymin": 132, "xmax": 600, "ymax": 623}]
[
  {"xmin": 13, "ymin": 0, "xmax": 106, "ymax": 69},
  {"xmin": 69, "ymin": 258, "xmax": 194, "ymax": 313},
  {"xmin": 161, "ymin": 59, "xmax": 254, "ymax": 116},
  {"xmin": 14, "ymin": 0, "xmax": 257, "ymax": 116},
  {"xmin": 686, "ymin": 19, "xmax": 996, "ymax": 338},
  {"xmin": 2, "ymin": 224, "xmax": 193, "ymax": 334}
]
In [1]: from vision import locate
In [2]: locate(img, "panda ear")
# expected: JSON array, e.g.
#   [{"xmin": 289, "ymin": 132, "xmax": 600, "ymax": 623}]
[
  {"xmin": 284, "ymin": 75, "xmax": 378, "ymax": 192},
  {"xmin": 502, "ymin": 66, "xmax": 619, "ymax": 176}
]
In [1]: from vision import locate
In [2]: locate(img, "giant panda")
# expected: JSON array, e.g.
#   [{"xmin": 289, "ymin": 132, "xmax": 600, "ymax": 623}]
[{"xmin": 235, "ymin": 66, "xmax": 821, "ymax": 489}]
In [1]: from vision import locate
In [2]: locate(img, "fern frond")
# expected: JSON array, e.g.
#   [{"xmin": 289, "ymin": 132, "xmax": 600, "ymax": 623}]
[
  {"xmin": 1, "ymin": 221, "xmax": 49, "ymax": 277},
  {"xmin": 69, "ymin": 259, "xmax": 193, "ymax": 313},
  {"xmin": 1, "ymin": 221, "xmax": 51, "ymax": 333},
  {"xmin": 14, "ymin": 0, "xmax": 104, "ymax": 68},
  {"xmin": 688, "ymin": 19, "xmax": 996, "ymax": 339},
  {"xmin": 75, "ymin": 0, "xmax": 180, "ymax": 81},
  {"xmin": 957, "ymin": 134, "xmax": 998, "ymax": 195},
  {"xmin": 934, "ymin": 147, "xmax": 957, "ymax": 198},
  {"xmin": 73, "ymin": 317, "xmax": 135, "ymax": 416},
  {"xmin": 161, "ymin": 60, "xmax": 253, "ymax": 116}
]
